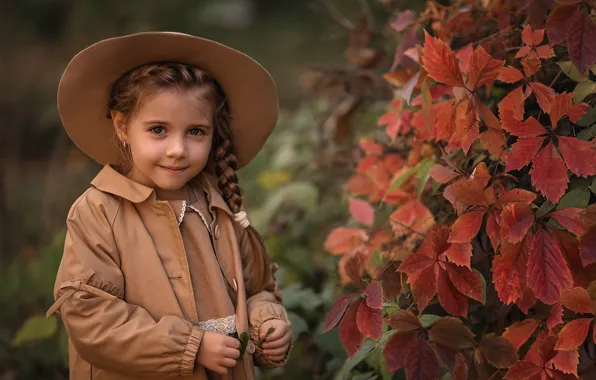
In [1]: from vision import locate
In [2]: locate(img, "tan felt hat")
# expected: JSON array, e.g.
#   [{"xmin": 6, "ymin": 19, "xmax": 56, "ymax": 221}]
[{"xmin": 57, "ymin": 31, "xmax": 279, "ymax": 168}]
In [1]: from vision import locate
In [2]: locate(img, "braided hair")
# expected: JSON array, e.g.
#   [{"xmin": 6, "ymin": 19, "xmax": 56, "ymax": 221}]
[{"xmin": 107, "ymin": 62, "xmax": 243, "ymax": 213}]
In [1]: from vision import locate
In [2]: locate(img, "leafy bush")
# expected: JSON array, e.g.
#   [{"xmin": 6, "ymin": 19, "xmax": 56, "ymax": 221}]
[{"xmin": 321, "ymin": 1, "xmax": 596, "ymax": 379}]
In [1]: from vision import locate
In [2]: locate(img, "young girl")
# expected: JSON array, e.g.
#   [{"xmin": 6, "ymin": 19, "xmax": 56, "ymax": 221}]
[{"xmin": 46, "ymin": 32, "xmax": 293, "ymax": 380}]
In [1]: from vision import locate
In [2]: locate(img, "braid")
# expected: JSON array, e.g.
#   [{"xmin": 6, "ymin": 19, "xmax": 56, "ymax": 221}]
[{"xmin": 107, "ymin": 61, "xmax": 245, "ymax": 214}]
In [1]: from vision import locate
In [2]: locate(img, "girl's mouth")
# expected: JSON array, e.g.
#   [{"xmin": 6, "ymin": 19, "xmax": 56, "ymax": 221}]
[{"xmin": 159, "ymin": 165, "xmax": 188, "ymax": 174}]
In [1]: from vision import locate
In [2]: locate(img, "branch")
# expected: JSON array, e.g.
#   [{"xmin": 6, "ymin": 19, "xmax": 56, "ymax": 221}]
[{"xmin": 320, "ymin": 0, "xmax": 355, "ymax": 30}]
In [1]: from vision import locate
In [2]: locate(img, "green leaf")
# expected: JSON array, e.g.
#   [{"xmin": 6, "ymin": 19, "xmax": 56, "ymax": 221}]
[
  {"xmin": 287, "ymin": 312, "xmax": 308, "ymax": 341},
  {"xmin": 238, "ymin": 332, "xmax": 250, "ymax": 359},
  {"xmin": 577, "ymin": 124, "xmax": 596, "ymax": 140},
  {"xmin": 558, "ymin": 61, "xmax": 590, "ymax": 82},
  {"xmin": 576, "ymin": 106, "xmax": 596, "ymax": 126},
  {"xmin": 257, "ymin": 327, "xmax": 276, "ymax": 349},
  {"xmin": 419, "ymin": 314, "xmax": 441, "ymax": 328},
  {"xmin": 557, "ymin": 188, "xmax": 591, "ymax": 209},
  {"xmin": 334, "ymin": 339, "xmax": 376, "ymax": 380},
  {"xmin": 385, "ymin": 167, "xmax": 415, "ymax": 198},
  {"xmin": 590, "ymin": 177, "xmax": 596, "ymax": 194},
  {"xmin": 475, "ymin": 268, "xmax": 487, "ymax": 304},
  {"xmin": 574, "ymin": 81, "xmax": 596, "ymax": 103},
  {"xmin": 11, "ymin": 315, "xmax": 58, "ymax": 346},
  {"xmin": 535, "ymin": 200, "xmax": 555, "ymax": 218},
  {"xmin": 416, "ymin": 158, "xmax": 436, "ymax": 198},
  {"xmin": 281, "ymin": 284, "xmax": 323, "ymax": 312}
]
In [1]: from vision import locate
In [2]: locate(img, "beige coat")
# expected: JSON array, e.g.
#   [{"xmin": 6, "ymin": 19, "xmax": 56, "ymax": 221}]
[{"xmin": 47, "ymin": 165, "xmax": 292, "ymax": 379}]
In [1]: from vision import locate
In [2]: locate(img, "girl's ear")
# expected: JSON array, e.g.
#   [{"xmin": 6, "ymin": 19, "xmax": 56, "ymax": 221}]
[{"xmin": 110, "ymin": 111, "xmax": 128, "ymax": 142}]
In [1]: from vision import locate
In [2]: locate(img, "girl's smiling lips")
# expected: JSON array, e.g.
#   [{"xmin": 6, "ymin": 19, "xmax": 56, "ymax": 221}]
[{"xmin": 159, "ymin": 165, "xmax": 188, "ymax": 174}]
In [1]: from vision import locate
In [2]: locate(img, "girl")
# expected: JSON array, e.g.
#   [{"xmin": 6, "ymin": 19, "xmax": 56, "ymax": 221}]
[{"xmin": 46, "ymin": 32, "xmax": 293, "ymax": 380}]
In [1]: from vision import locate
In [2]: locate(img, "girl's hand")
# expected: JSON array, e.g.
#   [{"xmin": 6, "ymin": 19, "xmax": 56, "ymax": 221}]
[
  {"xmin": 259, "ymin": 319, "xmax": 292, "ymax": 361},
  {"xmin": 196, "ymin": 331, "xmax": 241, "ymax": 375}
]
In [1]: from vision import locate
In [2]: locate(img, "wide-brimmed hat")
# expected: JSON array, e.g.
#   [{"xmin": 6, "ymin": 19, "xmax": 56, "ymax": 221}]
[{"xmin": 57, "ymin": 31, "xmax": 279, "ymax": 168}]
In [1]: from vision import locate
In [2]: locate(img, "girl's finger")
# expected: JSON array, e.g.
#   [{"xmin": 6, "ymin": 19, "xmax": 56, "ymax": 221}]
[
  {"xmin": 263, "ymin": 345, "xmax": 289, "ymax": 357},
  {"xmin": 262, "ymin": 333, "xmax": 291, "ymax": 349},
  {"xmin": 213, "ymin": 366, "xmax": 228, "ymax": 375},
  {"xmin": 221, "ymin": 357, "xmax": 237, "ymax": 368},
  {"xmin": 261, "ymin": 323, "xmax": 287, "ymax": 340},
  {"xmin": 223, "ymin": 347, "xmax": 240, "ymax": 359}
]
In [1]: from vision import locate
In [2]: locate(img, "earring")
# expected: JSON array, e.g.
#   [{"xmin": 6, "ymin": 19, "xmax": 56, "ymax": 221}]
[{"xmin": 123, "ymin": 140, "xmax": 127, "ymax": 148}]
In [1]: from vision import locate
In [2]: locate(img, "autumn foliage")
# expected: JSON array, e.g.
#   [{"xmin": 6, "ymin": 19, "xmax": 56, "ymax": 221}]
[{"xmin": 322, "ymin": 1, "xmax": 596, "ymax": 379}]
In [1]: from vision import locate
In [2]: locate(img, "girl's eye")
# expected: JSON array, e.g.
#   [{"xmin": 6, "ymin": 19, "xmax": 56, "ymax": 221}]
[
  {"xmin": 189, "ymin": 128, "xmax": 205, "ymax": 136},
  {"xmin": 150, "ymin": 126, "xmax": 165, "ymax": 134}
]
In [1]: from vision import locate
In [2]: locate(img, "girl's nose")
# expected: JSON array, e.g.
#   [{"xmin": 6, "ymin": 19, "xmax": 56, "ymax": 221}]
[{"xmin": 166, "ymin": 137, "xmax": 187, "ymax": 158}]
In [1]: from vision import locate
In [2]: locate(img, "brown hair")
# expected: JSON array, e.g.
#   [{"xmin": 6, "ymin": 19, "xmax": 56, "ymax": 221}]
[{"xmin": 107, "ymin": 62, "xmax": 243, "ymax": 213}]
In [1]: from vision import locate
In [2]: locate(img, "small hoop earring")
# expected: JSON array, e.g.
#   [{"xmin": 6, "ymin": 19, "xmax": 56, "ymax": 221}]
[{"xmin": 123, "ymin": 141, "xmax": 127, "ymax": 148}]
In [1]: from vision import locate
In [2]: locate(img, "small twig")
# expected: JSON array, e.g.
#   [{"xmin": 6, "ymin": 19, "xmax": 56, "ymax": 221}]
[
  {"xmin": 358, "ymin": 0, "xmax": 375, "ymax": 29},
  {"xmin": 320, "ymin": 0, "xmax": 355, "ymax": 30}
]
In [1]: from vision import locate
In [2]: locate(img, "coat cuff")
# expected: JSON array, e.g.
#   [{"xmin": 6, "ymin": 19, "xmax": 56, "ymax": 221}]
[{"xmin": 180, "ymin": 326, "xmax": 204, "ymax": 376}]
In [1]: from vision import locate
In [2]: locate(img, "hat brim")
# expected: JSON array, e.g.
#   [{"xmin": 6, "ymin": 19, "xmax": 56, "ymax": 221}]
[{"xmin": 57, "ymin": 31, "xmax": 278, "ymax": 168}]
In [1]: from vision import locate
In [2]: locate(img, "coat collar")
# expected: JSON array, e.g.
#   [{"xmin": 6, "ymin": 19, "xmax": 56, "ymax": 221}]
[{"xmin": 91, "ymin": 164, "xmax": 233, "ymax": 216}]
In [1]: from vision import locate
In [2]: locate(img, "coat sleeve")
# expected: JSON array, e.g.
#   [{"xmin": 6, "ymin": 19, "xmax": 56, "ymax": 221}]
[
  {"xmin": 47, "ymin": 189, "xmax": 204, "ymax": 377},
  {"xmin": 235, "ymin": 223, "xmax": 293, "ymax": 368}
]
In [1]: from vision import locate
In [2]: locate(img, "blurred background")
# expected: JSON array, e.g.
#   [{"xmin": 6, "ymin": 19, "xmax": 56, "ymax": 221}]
[{"xmin": 0, "ymin": 0, "xmax": 417, "ymax": 378}]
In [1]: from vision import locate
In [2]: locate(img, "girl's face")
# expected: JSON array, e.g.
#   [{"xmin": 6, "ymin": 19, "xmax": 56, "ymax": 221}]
[{"xmin": 113, "ymin": 89, "xmax": 214, "ymax": 200}]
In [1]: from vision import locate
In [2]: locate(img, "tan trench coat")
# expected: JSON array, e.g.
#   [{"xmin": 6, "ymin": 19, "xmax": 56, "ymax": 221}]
[{"xmin": 47, "ymin": 165, "xmax": 292, "ymax": 379}]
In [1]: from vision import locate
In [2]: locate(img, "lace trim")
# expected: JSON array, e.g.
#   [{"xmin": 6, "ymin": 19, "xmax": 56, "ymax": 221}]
[{"xmin": 198, "ymin": 314, "xmax": 236, "ymax": 335}]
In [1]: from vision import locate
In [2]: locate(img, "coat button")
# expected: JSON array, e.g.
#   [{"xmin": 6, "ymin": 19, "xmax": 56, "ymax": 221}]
[
  {"xmin": 246, "ymin": 340, "xmax": 255, "ymax": 355},
  {"xmin": 214, "ymin": 225, "xmax": 220, "ymax": 239}
]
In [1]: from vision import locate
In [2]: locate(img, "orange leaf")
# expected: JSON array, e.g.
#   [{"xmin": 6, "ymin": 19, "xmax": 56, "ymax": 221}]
[
  {"xmin": 548, "ymin": 303, "xmax": 564, "ymax": 329},
  {"xmin": 444, "ymin": 242, "xmax": 472, "ymax": 268},
  {"xmin": 492, "ymin": 239, "xmax": 530, "ymax": 304},
  {"xmin": 448, "ymin": 208, "xmax": 487, "ymax": 243},
  {"xmin": 499, "ymin": 86, "xmax": 527, "ymax": 121},
  {"xmin": 560, "ymin": 287, "xmax": 595, "ymax": 314},
  {"xmin": 468, "ymin": 45, "xmax": 505, "ymax": 89},
  {"xmin": 346, "ymin": 174, "xmax": 374, "ymax": 196},
  {"xmin": 555, "ymin": 318, "xmax": 593, "ymax": 350},
  {"xmin": 324, "ymin": 227, "xmax": 368, "ymax": 255},
  {"xmin": 502, "ymin": 319, "xmax": 541, "ymax": 350},
  {"xmin": 498, "ymin": 66, "xmax": 524, "ymax": 83},
  {"xmin": 422, "ymin": 30, "xmax": 464, "ymax": 87},
  {"xmin": 500, "ymin": 203, "xmax": 535, "ymax": 243},
  {"xmin": 390, "ymin": 199, "xmax": 435, "ymax": 235},
  {"xmin": 430, "ymin": 164, "xmax": 460, "ymax": 184}
]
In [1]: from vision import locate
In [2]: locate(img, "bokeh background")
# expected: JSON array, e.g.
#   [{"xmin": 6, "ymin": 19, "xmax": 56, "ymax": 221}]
[{"xmin": 0, "ymin": 1, "xmax": 416, "ymax": 378}]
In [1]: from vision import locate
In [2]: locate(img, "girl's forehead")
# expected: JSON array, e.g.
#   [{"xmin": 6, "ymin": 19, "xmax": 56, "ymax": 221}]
[{"xmin": 136, "ymin": 89, "xmax": 213, "ymax": 122}]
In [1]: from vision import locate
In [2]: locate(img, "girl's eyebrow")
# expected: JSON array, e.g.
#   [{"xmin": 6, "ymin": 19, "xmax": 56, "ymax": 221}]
[{"xmin": 144, "ymin": 120, "xmax": 212, "ymax": 129}]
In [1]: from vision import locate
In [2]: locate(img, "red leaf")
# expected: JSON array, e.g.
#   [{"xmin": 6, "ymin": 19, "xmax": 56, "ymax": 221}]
[
  {"xmin": 504, "ymin": 360, "xmax": 542, "ymax": 379},
  {"xmin": 549, "ymin": 349, "xmax": 579, "ymax": 377},
  {"xmin": 487, "ymin": 211, "xmax": 501, "ymax": 252},
  {"xmin": 546, "ymin": 5, "xmax": 576, "ymax": 45},
  {"xmin": 502, "ymin": 115, "xmax": 547, "ymax": 138},
  {"xmin": 548, "ymin": 208, "xmax": 587, "ymax": 236},
  {"xmin": 339, "ymin": 300, "xmax": 363, "ymax": 357},
  {"xmin": 390, "ymin": 199, "xmax": 436, "ymax": 235},
  {"xmin": 386, "ymin": 310, "xmax": 422, "ymax": 332},
  {"xmin": 530, "ymin": 141, "xmax": 569, "ymax": 203},
  {"xmin": 548, "ymin": 304, "xmax": 564, "ymax": 329},
  {"xmin": 536, "ymin": 44, "xmax": 555, "ymax": 59},
  {"xmin": 383, "ymin": 331, "xmax": 418, "ymax": 372},
  {"xmin": 446, "ymin": 264, "xmax": 484, "ymax": 302},
  {"xmin": 452, "ymin": 99, "xmax": 480, "ymax": 154},
  {"xmin": 404, "ymin": 337, "xmax": 441, "ymax": 380},
  {"xmin": 558, "ymin": 136, "xmax": 596, "ymax": 177},
  {"xmin": 479, "ymin": 335, "xmax": 519, "ymax": 368},
  {"xmin": 450, "ymin": 179, "xmax": 490, "ymax": 207},
  {"xmin": 580, "ymin": 225, "xmax": 596, "ymax": 267},
  {"xmin": 498, "ymin": 66, "xmax": 524, "ymax": 83},
  {"xmin": 428, "ymin": 317, "xmax": 476, "ymax": 349},
  {"xmin": 499, "ymin": 86, "xmax": 527, "ymax": 121},
  {"xmin": 363, "ymin": 280, "xmax": 383, "ymax": 310},
  {"xmin": 500, "ymin": 203, "xmax": 535, "ymax": 243},
  {"xmin": 430, "ymin": 164, "xmax": 460, "ymax": 184},
  {"xmin": 448, "ymin": 209, "xmax": 487, "ymax": 243},
  {"xmin": 323, "ymin": 294, "xmax": 356, "ymax": 333},
  {"xmin": 468, "ymin": 45, "xmax": 505, "ymax": 89},
  {"xmin": 399, "ymin": 253, "xmax": 435, "ymax": 274},
  {"xmin": 555, "ymin": 318, "xmax": 593, "ymax": 350},
  {"xmin": 409, "ymin": 265, "xmax": 437, "ymax": 312},
  {"xmin": 492, "ymin": 239, "xmax": 530, "ymax": 304},
  {"xmin": 434, "ymin": 100, "xmax": 457, "ymax": 141},
  {"xmin": 567, "ymin": 102, "xmax": 588, "ymax": 122},
  {"xmin": 348, "ymin": 197, "xmax": 375, "ymax": 227},
  {"xmin": 566, "ymin": 7, "xmax": 596, "ymax": 75},
  {"xmin": 358, "ymin": 138, "xmax": 384, "ymax": 156},
  {"xmin": 391, "ymin": 10, "xmax": 416, "ymax": 32},
  {"xmin": 529, "ymin": 82, "xmax": 556, "ymax": 113},
  {"xmin": 496, "ymin": 189, "xmax": 538, "ymax": 208},
  {"xmin": 324, "ymin": 227, "xmax": 368, "ymax": 255},
  {"xmin": 527, "ymin": 227, "xmax": 573, "ymax": 305},
  {"xmin": 517, "ymin": 288, "xmax": 537, "ymax": 314},
  {"xmin": 437, "ymin": 267, "xmax": 469, "ymax": 317},
  {"xmin": 481, "ymin": 129, "xmax": 507, "ymax": 157},
  {"xmin": 515, "ymin": 46, "xmax": 532, "ymax": 59},
  {"xmin": 550, "ymin": 92, "xmax": 575, "ymax": 127},
  {"xmin": 422, "ymin": 30, "xmax": 464, "ymax": 87},
  {"xmin": 505, "ymin": 137, "xmax": 546, "ymax": 172},
  {"xmin": 379, "ymin": 262, "xmax": 402, "ymax": 301},
  {"xmin": 560, "ymin": 287, "xmax": 595, "ymax": 314},
  {"xmin": 444, "ymin": 242, "xmax": 472, "ymax": 268},
  {"xmin": 356, "ymin": 300, "xmax": 383, "ymax": 341},
  {"xmin": 502, "ymin": 319, "xmax": 541, "ymax": 349}
]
